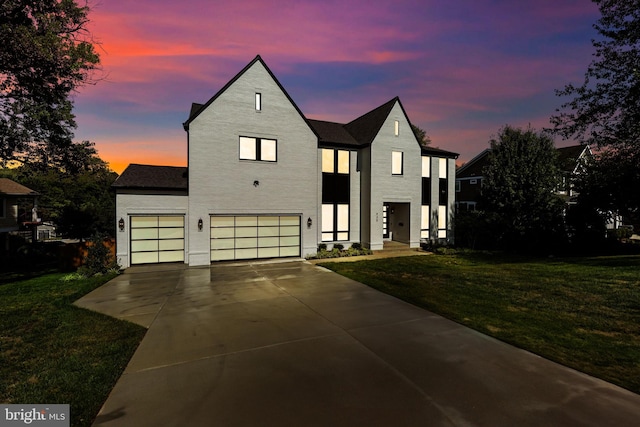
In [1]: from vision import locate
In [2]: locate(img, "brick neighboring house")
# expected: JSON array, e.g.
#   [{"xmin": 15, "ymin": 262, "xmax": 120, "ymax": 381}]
[
  {"xmin": 113, "ymin": 55, "xmax": 459, "ymax": 268},
  {"xmin": 0, "ymin": 178, "xmax": 39, "ymax": 250},
  {"xmin": 455, "ymin": 144, "xmax": 592, "ymax": 211}
]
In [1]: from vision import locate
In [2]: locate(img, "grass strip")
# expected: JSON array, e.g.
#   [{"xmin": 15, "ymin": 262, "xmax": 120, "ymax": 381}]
[
  {"xmin": 322, "ymin": 253, "xmax": 640, "ymax": 394},
  {"xmin": 0, "ymin": 272, "xmax": 146, "ymax": 426}
]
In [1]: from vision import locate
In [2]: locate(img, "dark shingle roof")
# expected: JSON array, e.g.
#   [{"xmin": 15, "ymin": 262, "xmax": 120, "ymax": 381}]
[
  {"xmin": 344, "ymin": 97, "xmax": 398, "ymax": 146},
  {"xmin": 456, "ymin": 149, "xmax": 490, "ymax": 178},
  {"xmin": 112, "ymin": 164, "xmax": 188, "ymax": 190},
  {"xmin": 421, "ymin": 145, "xmax": 459, "ymax": 159},
  {"xmin": 307, "ymin": 119, "xmax": 360, "ymax": 147},
  {"xmin": 0, "ymin": 178, "xmax": 39, "ymax": 196}
]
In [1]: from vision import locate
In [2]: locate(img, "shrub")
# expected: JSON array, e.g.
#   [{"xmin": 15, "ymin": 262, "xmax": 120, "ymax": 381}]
[{"xmin": 78, "ymin": 234, "xmax": 120, "ymax": 277}]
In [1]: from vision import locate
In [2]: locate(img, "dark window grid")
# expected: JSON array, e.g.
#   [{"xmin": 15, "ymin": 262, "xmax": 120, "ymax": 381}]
[
  {"xmin": 240, "ymin": 137, "xmax": 277, "ymax": 162},
  {"xmin": 321, "ymin": 204, "xmax": 349, "ymax": 242}
]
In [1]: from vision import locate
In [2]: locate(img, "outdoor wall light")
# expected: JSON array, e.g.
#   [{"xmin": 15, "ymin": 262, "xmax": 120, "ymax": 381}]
[
  {"xmin": 307, "ymin": 217, "xmax": 312, "ymax": 228},
  {"xmin": 253, "ymin": 180, "xmax": 260, "ymax": 187},
  {"xmin": 118, "ymin": 217, "xmax": 125, "ymax": 232},
  {"xmin": 198, "ymin": 218, "xmax": 203, "ymax": 231}
]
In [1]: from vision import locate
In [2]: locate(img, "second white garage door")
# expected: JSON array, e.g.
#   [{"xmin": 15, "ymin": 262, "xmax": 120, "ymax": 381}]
[{"xmin": 210, "ymin": 215, "xmax": 301, "ymax": 261}]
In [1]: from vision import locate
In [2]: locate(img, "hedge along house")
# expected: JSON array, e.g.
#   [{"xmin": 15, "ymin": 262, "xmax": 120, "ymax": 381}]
[{"xmin": 113, "ymin": 56, "xmax": 458, "ymax": 268}]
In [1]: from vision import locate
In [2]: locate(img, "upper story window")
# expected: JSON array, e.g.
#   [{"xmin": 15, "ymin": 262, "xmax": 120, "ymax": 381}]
[
  {"xmin": 439, "ymin": 158, "xmax": 447, "ymax": 179},
  {"xmin": 239, "ymin": 136, "xmax": 276, "ymax": 162},
  {"xmin": 0, "ymin": 198, "xmax": 5, "ymax": 218},
  {"xmin": 455, "ymin": 180, "xmax": 461, "ymax": 192},
  {"xmin": 392, "ymin": 151, "xmax": 403, "ymax": 175},
  {"xmin": 255, "ymin": 93, "xmax": 262, "ymax": 111},
  {"xmin": 422, "ymin": 156, "xmax": 430, "ymax": 178},
  {"xmin": 322, "ymin": 148, "xmax": 349, "ymax": 174},
  {"xmin": 394, "ymin": 120, "xmax": 399, "ymax": 136}
]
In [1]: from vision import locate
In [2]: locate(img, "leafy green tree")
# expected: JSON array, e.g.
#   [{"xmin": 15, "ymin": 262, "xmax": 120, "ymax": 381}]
[
  {"xmin": 0, "ymin": 0, "xmax": 100, "ymax": 164},
  {"xmin": 1, "ymin": 142, "xmax": 117, "ymax": 239},
  {"xmin": 411, "ymin": 124, "xmax": 431, "ymax": 146},
  {"xmin": 481, "ymin": 126, "xmax": 566, "ymax": 252},
  {"xmin": 551, "ymin": 0, "xmax": 640, "ymax": 218}
]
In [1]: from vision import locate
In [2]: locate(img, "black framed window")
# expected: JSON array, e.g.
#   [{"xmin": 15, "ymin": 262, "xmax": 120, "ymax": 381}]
[
  {"xmin": 239, "ymin": 137, "xmax": 277, "ymax": 162},
  {"xmin": 392, "ymin": 151, "xmax": 403, "ymax": 175},
  {"xmin": 321, "ymin": 149, "xmax": 350, "ymax": 241},
  {"xmin": 439, "ymin": 178, "xmax": 447, "ymax": 205}
]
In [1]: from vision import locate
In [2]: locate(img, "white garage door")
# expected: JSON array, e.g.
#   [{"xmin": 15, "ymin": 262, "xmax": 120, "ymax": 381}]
[
  {"xmin": 130, "ymin": 216, "xmax": 185, "ymax": 264},
  {"xmin": 210, "ymin": 215, "xmax": 301, "ymax": 261}
]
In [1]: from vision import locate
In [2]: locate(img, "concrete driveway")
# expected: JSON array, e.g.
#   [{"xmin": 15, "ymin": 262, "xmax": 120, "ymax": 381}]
[{"xmin": 75, "ymin": 260, "xmax": 640, "ymax": 426}]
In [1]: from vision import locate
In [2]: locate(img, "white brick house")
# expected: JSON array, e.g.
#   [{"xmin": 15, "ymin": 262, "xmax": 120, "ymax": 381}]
[{"xmin": 113, "ymin": 56, "xmax": 458, "ymax": 268}]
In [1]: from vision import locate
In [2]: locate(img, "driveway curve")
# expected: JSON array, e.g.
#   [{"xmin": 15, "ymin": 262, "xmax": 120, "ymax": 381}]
[{"xmin": 75, "ymin": 260, "xmax": 640, "ymax": 426}]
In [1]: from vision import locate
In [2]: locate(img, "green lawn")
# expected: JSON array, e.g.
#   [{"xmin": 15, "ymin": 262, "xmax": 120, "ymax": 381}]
[
  {"xmin": 321, "ymin": 253, "xmax": 640, "ymax": 394},
  {"xmin": 0, "ymin": 272, "xmax": 146, "ymax": 427}
]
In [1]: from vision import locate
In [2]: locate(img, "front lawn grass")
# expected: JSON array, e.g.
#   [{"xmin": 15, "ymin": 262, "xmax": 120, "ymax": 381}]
[
  {"xmin": 0, "ymin": 272, "xmax": 146, "ymax": 427},
  {"xmin": 321, "ymin": 253, "xmax": 640, "ymax": 394}
]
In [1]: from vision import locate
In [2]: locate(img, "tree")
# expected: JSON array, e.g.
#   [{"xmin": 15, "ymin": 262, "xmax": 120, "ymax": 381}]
[
  {"xmin": 480, "ymin": 126, "xmax": 566, "ymax": 252},
  {"xmin": 551, "ymin": 0, "xmax": 640, "ymax": 217},
  {"xmin": 411, "ymin": 124, "xmax": 431, "ymax": 146},
  {"xmin": 1, "ymin": 142, "xmax": 118, "ymax": 239},
  {"xmin": 0, "ymin": 0, "xmax": 100, "ymax": 164}
]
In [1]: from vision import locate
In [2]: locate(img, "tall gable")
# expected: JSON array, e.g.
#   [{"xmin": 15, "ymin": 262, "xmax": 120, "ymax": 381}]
[
  {"xmin": 183, "ymin": 55, "xmax": 316, "ymax": 138},
  {"xmin": 344, "ymin": 97, "xmax": 398, "ymax": 146}
]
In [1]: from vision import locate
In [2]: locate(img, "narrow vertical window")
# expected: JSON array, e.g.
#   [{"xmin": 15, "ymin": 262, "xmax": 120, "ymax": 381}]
[
  {"xmin": 337, "ymin": 150, "xmax": 349, "ymax": 174},
  {"xmin": 322, "ymin": 149, "xmax": 334, "ymax": 173},
  {"xmin": 392, "ymin": 151, "xmax": 403, "ymax": 175},
  {"xmin": 422, "ymin": 156, "xmax": 430, "ymax": 178},
  {"xmin": 255, "ymin": 93, "xmax": 261, "ymax": 111},
  {"xmin": 394, "ymin": 120, "xmax": 399, "ymax": 136},
  {"xmin": 438, "ymin": 205, "xmax": 447, "ymax": 238},
  {"xmin": 439, "ymin": 158, "xmax": 447, "ymax": 179},
  {"xmin": 421, "ymin": 205, "xmax": 430, "ymax": 239}
]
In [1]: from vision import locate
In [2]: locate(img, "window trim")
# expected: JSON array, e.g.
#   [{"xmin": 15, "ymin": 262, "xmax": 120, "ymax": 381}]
[
  {"xmin": 239, "ymin": 136, "xmax": 277, "ymax": 162},
  {"xmin": 392, "ymin": 151, "xmax": 403, "ymax": 176},
  {"xmin": 321, "ymin": 203, "xmax": 349, "ymax": 242},
  {"xmin": 394, "ymin": 120, "xmax": 399, "ymax": 136},
  {"xmin": 255, "ymin": 93, "xmax": 262, "ymax": 111}
]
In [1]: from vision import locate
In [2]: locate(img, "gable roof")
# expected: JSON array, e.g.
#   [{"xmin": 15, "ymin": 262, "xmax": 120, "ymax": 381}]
[
  {"xmin": 182, "ymin": 55, "xmax": 317, "ymax": 139},
  {"xmin": 557, "ymin": 144, "xmax": 591, "ymax": 173},
  {"xmin": 307, "ymin": 119, "xmax": 360, "ymax": 147},
  {"xmin": 457, "ymin": 144, "xmax": 591, "ymax": 179},
  {"xmin": 112, "ymin": 164, "xmax": 188, "ymax": 190},
  {"xmin": 344, "ymin": 97, "xmax": 398, "ymax": 146},
  {"xmin": 456, "ymin": 149, "xmax": 490, "ymax": 178},
  {"xmin": 0, "ymin": 178, "xmax": 39, "ymax": 196}
]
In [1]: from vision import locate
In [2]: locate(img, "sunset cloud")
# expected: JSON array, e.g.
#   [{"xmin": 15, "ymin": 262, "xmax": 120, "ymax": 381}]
[{"xmin": 74, "ymin": 0, "xmax": 600, "ymax": 173}]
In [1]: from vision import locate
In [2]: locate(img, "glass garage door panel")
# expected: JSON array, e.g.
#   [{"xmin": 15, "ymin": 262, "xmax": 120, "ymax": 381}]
[
  {"xmin": 210, "ymin": 215, "xmax": 300, "ymax": 261},
  {"xmin": 130, "ymin": 216, "xmax": 184, "ymax": 264}
]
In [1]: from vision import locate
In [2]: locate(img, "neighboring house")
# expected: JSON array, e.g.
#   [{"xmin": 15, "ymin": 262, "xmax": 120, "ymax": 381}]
[
  {"xmin": 455, "ymin": 144, "xmax": 592, "ymax": 211},
  {"xmin": 113, "ymin": 55, "xmax": 458, "ymax": 268},
  {"xmin": 0, "ymin": 178, "xmax": 39, "ymax": 250}
]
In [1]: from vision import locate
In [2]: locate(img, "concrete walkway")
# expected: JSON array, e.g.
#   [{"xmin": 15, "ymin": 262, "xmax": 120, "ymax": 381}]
[{"xmin": 75, "ymin": 260, "xmax": 640, "ymax": 426}]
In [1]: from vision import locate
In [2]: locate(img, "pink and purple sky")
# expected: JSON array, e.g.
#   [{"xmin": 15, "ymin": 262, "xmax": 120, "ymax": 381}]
[{"xmin": 73, "ymin": 0, "xmax": 600, "ymax": 174}]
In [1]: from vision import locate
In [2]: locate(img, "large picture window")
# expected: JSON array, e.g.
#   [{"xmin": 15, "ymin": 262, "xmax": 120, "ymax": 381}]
[
  {"xmin": 322, "ymin": 204, "xmax": 349, "ymax": 241},
  {"xmin": 239, "ymin": 137, "xmax": 277, "ymax": 162}
]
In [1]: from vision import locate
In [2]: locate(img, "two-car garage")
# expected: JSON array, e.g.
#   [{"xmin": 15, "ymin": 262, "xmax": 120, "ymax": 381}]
[{"xmin": 129, "ymin": 214, "xmax": 301, "ymax": 265}]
